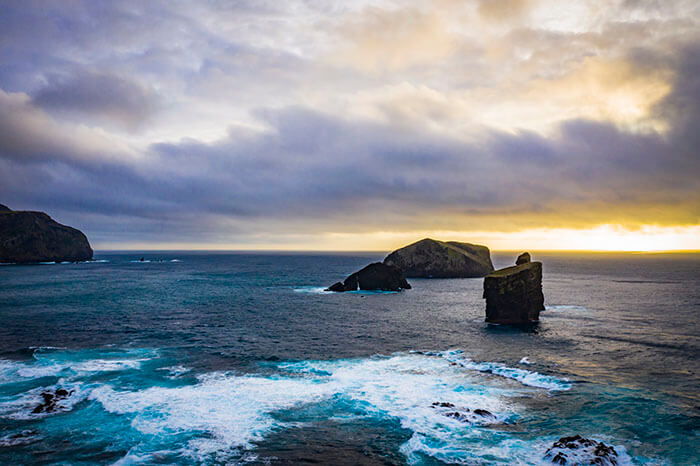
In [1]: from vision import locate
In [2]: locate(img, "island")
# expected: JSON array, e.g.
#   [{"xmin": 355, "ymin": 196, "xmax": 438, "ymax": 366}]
[
  {"xmin": 326, "ymin": 262, "xmax": 411, "ymax": 292},
  {"xmin": 0, "ymin": 204, "xmax": 93, "ymax": 263},
  {"xmin": 383, "ymin": 238, "xmax": 494, "ymax": 278}
]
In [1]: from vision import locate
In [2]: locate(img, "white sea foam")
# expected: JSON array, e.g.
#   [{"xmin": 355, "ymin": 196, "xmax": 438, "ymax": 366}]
[
  {"xmin": 156, "ymin": 365, "xmax": 192, "ymax": 378},
  {"xmin": 1, "ymin": 349, "xmax": 641, "ymax": 465},
  {"xmin": 82, "ymin": 352, "xmax": 518, "ymax": 462},
  {"xmin": 0, "ymin": 349, "xmax": 153, "ymax": 384},
  {"xmin": 292, "ymin": 286, "xmax": 330, "ymax": 294},
  {"xmin": 438, "ymin": 350, "xmax": 572, "ymax": 391},
  {"xmin": 0, "ymin": 381, "xmax": 87, "ymax": 420},
  {"xmin": 293, "ymin": 286, "xmax": 399, "ymax": 295},
  {"xmin": 546, "ymin": 305, "xmax": 587, "ymax": 312},
  {"xmin": 0, "ymin": 430, "xmax": 40, "ymax": 447},
  {"xmin": 15, "ymin": 358, "xmax": 147, "ymax": 379},
  {"xmin": 91, "ymin": 373, "xmax": 336, "ymax": 460}
]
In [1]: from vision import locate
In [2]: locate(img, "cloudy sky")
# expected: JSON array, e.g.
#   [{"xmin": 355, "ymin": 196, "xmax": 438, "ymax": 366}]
[{"xmin": 1, "ymin": 0, "xmax": 698, "ymax": 250}]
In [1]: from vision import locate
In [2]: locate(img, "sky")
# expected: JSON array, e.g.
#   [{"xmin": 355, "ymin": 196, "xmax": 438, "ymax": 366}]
[{"xmin": 0, "ymin": 0, "xmax": 698, "ymax": 251}]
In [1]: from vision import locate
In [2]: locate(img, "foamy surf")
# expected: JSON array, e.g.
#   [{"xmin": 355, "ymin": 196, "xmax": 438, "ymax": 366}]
[
  {"xmin": 292, "ymin": 286, "xmax": 331, "ymax": 294},
  {"xmin": 546, "ymin": 305, "xmax": 588, "ymax": 312},
  {"xmin": 0, "ymin": 348, "xmax": 656, "ymax": 465},
  {"xmin": 292, "ymin": 286, "xmax": 399, "ymax": 295},
  {"xmin": 437, "ymin": 350, "xmax": 572, "ymax": 391}
]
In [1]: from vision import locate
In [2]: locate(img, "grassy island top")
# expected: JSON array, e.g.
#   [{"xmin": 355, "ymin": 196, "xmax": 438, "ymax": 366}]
[{"xmin": 487, "ymin": 261, "xmax": 540, "ymax": 277}]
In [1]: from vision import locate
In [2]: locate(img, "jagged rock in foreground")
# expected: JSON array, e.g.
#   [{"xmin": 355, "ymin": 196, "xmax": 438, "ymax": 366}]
[
  {"xmin": 0, "ymin": 204, "xmax": 93, "ymax": 263},
  {"xmin": 383, "ymin": 238, "xmax": 494, "ymax": 278},
  {"xmin": 544, "ymin": 435, "xmax": 618, "ymax": 465},
  {"xmin": 483, "ymin": 252, "xmax": 544, "ymax": 324},
  {"xmin": 326, "ymin": 262, "xmax": 411, "ymax": 292}
]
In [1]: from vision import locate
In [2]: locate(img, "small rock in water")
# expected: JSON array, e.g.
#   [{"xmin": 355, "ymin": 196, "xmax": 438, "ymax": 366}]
[
  {"xmin": 32, "ymin": 388, "xmax": 74, "ymax": 414},
  {"xmin": 431, "ymin": 402, "xmax": 497, "ymax": 424},
  {"xmin": 431, "ymin": 401, "xmax": 456, "ymax": 409},
  {"xmin": 544, "ymin": 435, "xmax": 618, "ymax": 465}
]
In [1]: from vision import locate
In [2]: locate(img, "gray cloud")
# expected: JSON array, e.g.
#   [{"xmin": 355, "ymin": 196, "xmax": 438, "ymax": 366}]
[{"xmin": 32, "ymin": 71, "xmax": 160, "ymax": 131}]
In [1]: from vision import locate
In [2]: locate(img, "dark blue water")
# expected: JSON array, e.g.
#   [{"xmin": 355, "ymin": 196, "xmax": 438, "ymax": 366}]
[{"xmin": 0, "ymin": 252, "xmax": 698, "ymax": 464}]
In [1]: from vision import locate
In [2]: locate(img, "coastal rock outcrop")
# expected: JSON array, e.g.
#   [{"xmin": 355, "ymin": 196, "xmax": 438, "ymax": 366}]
[
  {"xmin": 430, "ymin": 402, "xmax": 498, "ymax": 425},
  {"xmin": 326, "ymin": 262, "xmax": 411, "ymax": 292},
  {"xmin": 483, "ymin": 252, "xmax": 544, "ymax": 324},
  {"xmin": 383, "ymin": 238, "xmax": 494, "ymax": 278},
  {"xmin": 0, "ymin": 205, "xmax": 93, "ymax": 263},
  {"xmin": 544, "ymin": 435, "xmax": 618, "ymax": 465}
]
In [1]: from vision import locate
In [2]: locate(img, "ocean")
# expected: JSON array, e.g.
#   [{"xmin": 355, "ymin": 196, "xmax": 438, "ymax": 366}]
[{"xmin": 0, "ymin": 251, "xmax": 698, "ymax": 465}]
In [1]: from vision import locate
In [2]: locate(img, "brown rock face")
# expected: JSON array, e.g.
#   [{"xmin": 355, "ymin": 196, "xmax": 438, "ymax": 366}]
[
  {"xmin": 384, "ymin": 238, "xmax": 494, "ymax": 278},
  {"xmin": 515, "ymin": 252, "xmax": 531, "ymax": 265},
  {"xmin": 326, "ymin": 262, "xmax": 411, "ymax": 292},
  {"xmin": 483, "ymin": 260, "xmax": 544, "ymax": 324},
  {"xmin": 0, "ymin": 205, "xmax": 93, "ymax": 263}
]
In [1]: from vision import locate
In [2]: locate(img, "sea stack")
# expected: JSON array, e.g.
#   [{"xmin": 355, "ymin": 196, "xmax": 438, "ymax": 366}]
[
  {"xmin": 483, "ymin": 252, "xmax": 544, "ymax": 324},
  {"xmin": 0, "ymin": 204, "xmax": 93, "ymax": 263},
  {"xmin": 383, "ymin": 238, "xmax": 494, "ymax": 278},
  {"xmin": 326, "ymin": 262, "xmax": 411, "ymax": 292}
]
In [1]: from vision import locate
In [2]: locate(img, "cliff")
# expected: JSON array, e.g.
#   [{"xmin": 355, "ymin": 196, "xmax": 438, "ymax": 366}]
[
  {"xmin": 0, "ymin": 205, "xmax": 93, "ymax": 263},
  {"xmin": 483, "ymin": 253, "xmax": 544, "ymax": 324},
  {"xmin": 384, "ymin": 238, "xmax": 494, "ymax": 278}
]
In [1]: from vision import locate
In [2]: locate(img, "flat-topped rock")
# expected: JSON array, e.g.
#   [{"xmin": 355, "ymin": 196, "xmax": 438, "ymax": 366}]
[
  {"xmin": 0, "ymin": 205, "xmax": 93, "ymax": 263},
  {"xmin": 483, "ymin": 253, "xmax": 544, "ymax": 324},
  {"xmin": 326, "ymin": 262, "xmax": 411, "ymax": 292},
  {"xmin": 384, "ymin": 238, "xmax": 494, "ymax": 278}
]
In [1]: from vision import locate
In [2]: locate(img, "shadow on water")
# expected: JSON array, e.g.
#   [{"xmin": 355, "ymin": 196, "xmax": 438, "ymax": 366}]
[{"xmin": 483, "ymin": 322, "xmax": 541, "ymax": 335}]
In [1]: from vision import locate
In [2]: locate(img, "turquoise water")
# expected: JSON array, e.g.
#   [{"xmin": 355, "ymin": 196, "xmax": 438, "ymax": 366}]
[{"xmin": 0, "ymin": 252, "xmax": 698, "ymax": 464}]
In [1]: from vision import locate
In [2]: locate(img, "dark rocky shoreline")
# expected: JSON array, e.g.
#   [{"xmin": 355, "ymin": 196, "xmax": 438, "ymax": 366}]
[{"xmin": 0, "ymin": 204, "xmax": 93, "ymax": 263}]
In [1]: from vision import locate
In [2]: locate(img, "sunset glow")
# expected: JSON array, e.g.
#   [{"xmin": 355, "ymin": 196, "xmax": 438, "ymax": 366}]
[{"xmin": 0, "ymin": 0, "xmax": 697, "ymax": 251}]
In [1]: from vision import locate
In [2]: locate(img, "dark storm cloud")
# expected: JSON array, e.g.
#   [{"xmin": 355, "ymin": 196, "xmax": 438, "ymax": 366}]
[
  {"xmin": 2, "ymin": 38, "xmax": 699, "ymax": 243},
  {"xmin": 32, "ymin": 71, "xmax": 160, "ymax": 130}
]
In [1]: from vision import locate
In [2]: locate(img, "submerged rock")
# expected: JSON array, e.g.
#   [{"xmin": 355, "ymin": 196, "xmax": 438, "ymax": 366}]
[
  {"xmin": 383, "ymin": 238, "xmax": 494, "ymax": 278},
  {"xmin": 483, "ymin": 253, "xmax": 544, "ymax": 324},
  {"xmin": 0, "ymin": 430, "xmax": 40, "ymax": 447},
  {"xmin": 544, "ymin": 435, "xmax": 618, "ymax": 465},
  {"xmin": 326, "ymin": 262, "xmax": 411, "ymax": 292},
  {"xmin": 0, "ymin": 205, "xmax": 93, "ymax": 263},
  {"xmin": 32, "ymin": 388, "xmax": 74, "ymax": 414},
  {"xmin": 430, "ymin": 402, "xmax": 497, "ymax": 425}
]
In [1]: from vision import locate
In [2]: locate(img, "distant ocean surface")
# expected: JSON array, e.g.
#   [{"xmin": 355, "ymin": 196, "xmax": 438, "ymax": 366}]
[{"xmin": 0, "ymin": 251, "xmax": 698, "ymax": 465}]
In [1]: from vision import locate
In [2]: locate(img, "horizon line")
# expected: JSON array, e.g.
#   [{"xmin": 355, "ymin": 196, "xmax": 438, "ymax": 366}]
[{"xmin": 92, "ymin": 248, "xmax": 700, "ymax": 254}]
